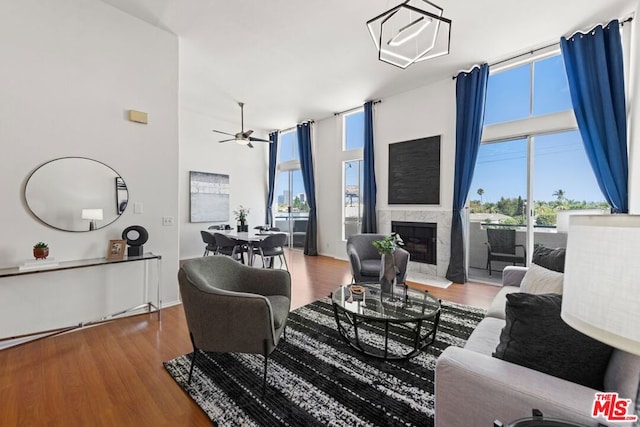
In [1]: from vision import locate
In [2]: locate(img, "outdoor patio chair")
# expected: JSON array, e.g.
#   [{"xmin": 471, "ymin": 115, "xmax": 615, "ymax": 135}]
[{"xmin": 485, "ymin": 228, "xmax": 526, "ymax": 275}]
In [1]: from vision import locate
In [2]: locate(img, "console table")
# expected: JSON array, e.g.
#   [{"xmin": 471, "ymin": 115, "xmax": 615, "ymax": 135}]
[{"xmin": 0, "ymin": 253, "xmax": 162, "ymax": 346}]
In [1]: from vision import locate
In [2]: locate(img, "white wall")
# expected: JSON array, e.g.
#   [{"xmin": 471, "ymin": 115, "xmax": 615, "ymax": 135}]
[
  {"xmin": 178, "ymin": 43, "xmax": 269, "ymax": 259},
  {"xmin": 0, "ymin": 0, "xmax": 179, "ymax": 338},
  {"xmin": 178, "ymin": 108, "xmax": 269, "ymax": 259},
  {"xmin": 316, "ymin": 78, "xmax": 457, "ymax": 265}
]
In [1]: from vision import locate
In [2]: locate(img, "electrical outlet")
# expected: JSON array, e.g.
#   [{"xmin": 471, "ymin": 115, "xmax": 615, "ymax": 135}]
[{"xmin": 162, "ymin": 216, "xmax": 174, "ymax": 226}]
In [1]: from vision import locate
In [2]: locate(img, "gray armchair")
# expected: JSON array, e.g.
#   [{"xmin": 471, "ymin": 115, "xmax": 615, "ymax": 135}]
[
  {"xmin": 346, "ymin": 234, "xmax": 410, "ymax": 296},
  {"xmin": 178, "ymin": 255, "xmax": 291, "ymax": 392}
]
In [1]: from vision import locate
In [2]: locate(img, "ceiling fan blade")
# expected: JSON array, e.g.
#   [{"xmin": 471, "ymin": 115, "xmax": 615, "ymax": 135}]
[
  {"xmin": 242, "ymin": 130, "xmax": 254, "ymax": 138},
  {"xmin": 218, "ymin": 139, "xmax": 234, "ymax": 143},
  {"xmin": 247, "ymin": 142, "xmax": 254, "ymax": 148},
  {"xmin": 212, "ymin": 129, "xmax": 235, "ymax": 137},
  {"xmin": 248, "ymin": 136, "xmax": 272, "ymax": 143}
]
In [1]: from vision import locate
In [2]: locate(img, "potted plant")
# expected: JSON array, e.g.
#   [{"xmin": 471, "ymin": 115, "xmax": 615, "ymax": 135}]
[
  {"xmin": 33, "ymin": 242, "xmax": 49, "ymax": 260},
  {"xmin": 372, "ymin": 233, "xmax": 404, "ymax": 295},
  {"xmin": 233, "ymin": 205, "xmax": 250, "ymax": 232}
]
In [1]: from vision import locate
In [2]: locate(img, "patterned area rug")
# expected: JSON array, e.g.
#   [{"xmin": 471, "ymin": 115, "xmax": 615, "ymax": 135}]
[{"xmin": 164, "ymin": 296, "xmax": 485, "ymax": 426}]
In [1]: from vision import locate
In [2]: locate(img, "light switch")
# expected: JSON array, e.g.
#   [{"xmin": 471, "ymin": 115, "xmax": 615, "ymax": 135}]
[{"xmin": 134, "ymin": 203, "xmax": 143, "ymax": 214}]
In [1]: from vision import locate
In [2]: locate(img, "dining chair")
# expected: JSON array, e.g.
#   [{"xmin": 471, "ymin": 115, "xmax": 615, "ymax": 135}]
[
  {"xmin": 200, "ymin": 230, "xmax": 218, "ymax": 256},
  {"xmin": 251, "ymin": 233, "xmax": 288, "ymax": 270},
  {"xmin": 213, "ymin": 232, "xmax": 247, "ymax": 264}
]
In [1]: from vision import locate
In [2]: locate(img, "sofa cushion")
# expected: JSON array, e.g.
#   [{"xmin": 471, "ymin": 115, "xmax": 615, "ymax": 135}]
[
  {"xmin": 604, "ymin": 350, "xmax": 640, "ymax": 400},
  {"xmin": 463, "ymin": 317, "xmax": 505, "ymax": 355},
  {"xmin": 531, "ymin": 246, "xmax": 566, "ymax": 273},
  {"xmin": 519, "ymin": 263, "xmax": 564, "ymax": 294},
  {"xmin": 493, "ymin": 293, "xmax": 613, "ymax": 390},
  {"xmin": 485, "ymin": 286, "xmax": 520, "ymax": 320}
]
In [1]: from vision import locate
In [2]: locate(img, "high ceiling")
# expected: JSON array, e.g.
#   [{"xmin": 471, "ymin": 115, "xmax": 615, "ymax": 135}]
[{"xmin": 100, "ymin": 0, "xmax": 636, "ymax": 132}]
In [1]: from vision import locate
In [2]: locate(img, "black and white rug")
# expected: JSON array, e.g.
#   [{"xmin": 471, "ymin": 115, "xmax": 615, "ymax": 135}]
[{"xmin": 164, "ymin": 297, "xmax": 485, "ymax": 426}]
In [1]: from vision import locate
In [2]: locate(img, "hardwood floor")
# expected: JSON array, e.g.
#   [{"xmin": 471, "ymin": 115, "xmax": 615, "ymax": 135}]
[{"xmin": 0, "ymin": 251, "xmax": 499, "ymax": 426}]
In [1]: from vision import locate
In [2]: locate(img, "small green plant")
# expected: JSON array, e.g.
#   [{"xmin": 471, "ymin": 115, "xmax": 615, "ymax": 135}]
[
  {"xmin": 233, "ymin": 205, "xmax": 250, "ymax": 221},
  {"xmin": 33, "ymin": 241, "xmax": 48, "ymax": 249},
  {"xmin": 372, "ymin": 233, "xmax": 404, "ymax": 255}
]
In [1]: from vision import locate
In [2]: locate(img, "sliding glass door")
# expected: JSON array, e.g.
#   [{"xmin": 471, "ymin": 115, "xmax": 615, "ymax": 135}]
[{"xmin": 273, "ymin": 131, "xmax": 309, "ymax": 248}]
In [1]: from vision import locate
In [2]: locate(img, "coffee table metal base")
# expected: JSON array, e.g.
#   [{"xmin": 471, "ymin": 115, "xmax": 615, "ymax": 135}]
[{"xmin": 332, "ymin": 296, "xmax": 440, "ymax": 360}]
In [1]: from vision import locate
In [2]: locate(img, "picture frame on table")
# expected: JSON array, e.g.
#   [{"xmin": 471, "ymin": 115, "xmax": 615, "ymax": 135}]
[{"xmin": 107, "ymin": 239, "xmax": 126, "ymax": 260}]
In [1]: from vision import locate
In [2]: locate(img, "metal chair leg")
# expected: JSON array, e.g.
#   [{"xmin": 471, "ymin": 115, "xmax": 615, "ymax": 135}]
[
  {"xmin": 281, "ymin": 254, "xmax": 288, "ymax": 271},
  {"xmin": 262, "ymin": 354, "xmax": 268, "ymax": 395},
  {"xmin": 188, "ymin": 333, "xmax": 198, "ymax": 385},
  {"xmin": 262, "ymin": 339, "xmax": 269, "ymax": 396}
]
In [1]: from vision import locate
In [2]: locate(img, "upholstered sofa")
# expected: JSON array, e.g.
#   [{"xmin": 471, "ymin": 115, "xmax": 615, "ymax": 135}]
[{"xmin": 435, "ymin": 265, "xmax": 640, "ymax": 426}]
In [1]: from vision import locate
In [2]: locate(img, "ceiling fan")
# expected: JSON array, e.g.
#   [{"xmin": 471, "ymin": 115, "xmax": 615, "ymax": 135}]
[{"xmin": 212, "ymin": 102, "xmax": 272, "ymax": 148}]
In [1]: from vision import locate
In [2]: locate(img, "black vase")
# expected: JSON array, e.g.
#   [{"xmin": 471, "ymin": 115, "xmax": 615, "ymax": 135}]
[{"xmin": 380, "ymin": 253, "xmax": 396, "ymax": 295}]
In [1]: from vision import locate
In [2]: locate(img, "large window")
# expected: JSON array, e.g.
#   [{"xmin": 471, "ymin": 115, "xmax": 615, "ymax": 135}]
[
  {"xmin": 468, "ymin": 53, "xmax": 607, "ymax": 280},
  {"xmin": 274, "ymin": 130, "xmax": 308, "ymax": 247},
  {"xmin": 342, "ymin": 109, "xmax": 364, "ymax": 239},
  {"xmin": 343, "ymin": 109, "xmax": 364, "ymax": 151}
]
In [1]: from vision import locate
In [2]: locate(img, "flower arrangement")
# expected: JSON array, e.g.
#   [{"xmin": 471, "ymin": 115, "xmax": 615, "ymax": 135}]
[
  {"xmin": 372, "ymin": 233, "xmax": 404, "ymax": 255},
  {"xmin": 233, "ymin": 205, "xmax": 250, "ymax": 222}
]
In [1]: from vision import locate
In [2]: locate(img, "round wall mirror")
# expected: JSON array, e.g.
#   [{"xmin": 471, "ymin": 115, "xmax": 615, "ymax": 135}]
[{"xmin": 25, "ymin": 157, "xmax": 129, "ymax": 232}]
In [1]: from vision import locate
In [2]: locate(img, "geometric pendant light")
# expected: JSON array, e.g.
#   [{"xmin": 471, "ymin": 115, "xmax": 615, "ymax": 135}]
[{"xmin": 367, "ymin": 0, "xmax": 452, "ymax": 69}]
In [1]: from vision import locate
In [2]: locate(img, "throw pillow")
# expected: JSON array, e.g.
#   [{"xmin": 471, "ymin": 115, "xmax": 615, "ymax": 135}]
[
  {"xmin": 493, "ymin": 293, "xmax": 613, "ymax": 390},
  {"xmin": 519, "ymin": 263, "xmax": 564, "ymax": 294},
  {"xmin": 531, "ymin": 246, "xmax": 566, "ymax": 273}
]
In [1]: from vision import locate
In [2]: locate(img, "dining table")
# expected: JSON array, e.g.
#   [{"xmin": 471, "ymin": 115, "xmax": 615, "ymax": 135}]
[{"xmin": 202, "ymin": 229, "xmax": 282, "ymax": 266}]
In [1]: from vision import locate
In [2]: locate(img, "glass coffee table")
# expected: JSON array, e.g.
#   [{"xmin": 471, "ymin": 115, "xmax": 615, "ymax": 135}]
[{"xmin": 331, "ymin": 283, "xmax": 441, "ymax": 360}]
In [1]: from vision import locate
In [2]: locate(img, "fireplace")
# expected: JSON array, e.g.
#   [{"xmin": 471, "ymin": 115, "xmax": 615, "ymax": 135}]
[{"xmin": 391, "ymin": 221, "xmax": 437, "ymax": 265}]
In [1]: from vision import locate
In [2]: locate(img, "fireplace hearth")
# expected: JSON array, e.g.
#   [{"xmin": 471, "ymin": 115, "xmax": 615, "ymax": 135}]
[{"xmin": 392, "ymin": 221, "xmax": 437, "ymax": 265}]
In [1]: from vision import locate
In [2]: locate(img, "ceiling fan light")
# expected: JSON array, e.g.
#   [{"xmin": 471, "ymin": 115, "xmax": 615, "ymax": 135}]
[{"xmin": 235, "ymin": 137, "xmax": 250, "ymax": 145}]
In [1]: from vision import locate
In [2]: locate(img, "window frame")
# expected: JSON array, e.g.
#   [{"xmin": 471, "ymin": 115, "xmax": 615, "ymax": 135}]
[{"xmin": 342, "ymin": 108, "xmax": 365, "ymax": 151}]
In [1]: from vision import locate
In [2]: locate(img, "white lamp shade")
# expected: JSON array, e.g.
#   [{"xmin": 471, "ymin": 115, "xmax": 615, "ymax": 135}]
[
  {"xmin": 81, "ymin": 209, "xmax": 103, "ymax": 221},
  {"xmin": 561, "ymin": 215, "xmax": 640, "ymax": 355},
  {"xmin": 555, "ymin": 208, "xmax": 609, "ymax": 234}
]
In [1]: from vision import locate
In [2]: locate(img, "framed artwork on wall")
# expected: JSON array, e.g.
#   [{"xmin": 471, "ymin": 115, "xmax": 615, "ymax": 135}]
[
  {"xmin": 189, "ymin": 171, "xmax": 230, "ymax": 223},
  {"xmin": 388, "ymin": 135, "xmax": 441, "ymax": 205}
]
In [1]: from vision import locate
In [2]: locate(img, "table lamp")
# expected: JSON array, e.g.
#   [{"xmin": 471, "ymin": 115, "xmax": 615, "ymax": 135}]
[
  {"xmin": 81, "ymin": 208, "xmax": 103, "ymax": 231},
  {"xmin": 561, "ymin": 214, "xmax": 640, "ymax": 423}
]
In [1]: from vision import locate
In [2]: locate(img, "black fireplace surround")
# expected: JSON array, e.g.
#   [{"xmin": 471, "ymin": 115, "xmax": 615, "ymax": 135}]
[{"xmin": 391, "ymin": 221, "xmax": 437, "ymax": 265}]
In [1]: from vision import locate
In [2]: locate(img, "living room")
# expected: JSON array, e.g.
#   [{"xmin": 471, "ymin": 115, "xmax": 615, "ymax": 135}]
[{"xmin": 2, "ymin": 0, "xmax": 640, "ymax": 425}]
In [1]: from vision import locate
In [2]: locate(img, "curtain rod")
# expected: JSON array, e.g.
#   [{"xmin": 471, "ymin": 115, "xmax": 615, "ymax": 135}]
[
  {"xmin": 276, "ymin": 120, "xmax": 316, "ymax": 134},
  {"xmin": 452, "ymin": 16, "xmax": 633, "ymax": 80},
  {"xmin": 274, "ymin": 100, "xmax": 382, "ymax": 133},
  {"xmin": 333, "ymin": 100, "xmax": 382, "ymax": 117}
]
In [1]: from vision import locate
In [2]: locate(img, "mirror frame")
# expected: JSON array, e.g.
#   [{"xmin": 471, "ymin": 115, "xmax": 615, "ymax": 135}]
[{"xmin": 24, "ymin": 157, "xmax": 129, "ymax": 232}]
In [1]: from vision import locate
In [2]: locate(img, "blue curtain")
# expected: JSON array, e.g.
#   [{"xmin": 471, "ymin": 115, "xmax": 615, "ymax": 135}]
[
  {"xmin": 560, "ymin": 20, "xmax": 628, "ymax": 213},
  {"xmin": 296, "ymin": 122, "xmax": 318, "ymax": 255},
  {"xmin": 265, "ymin": 131, "xmax": 279, "ymax": 225},
  {"xmin": 361, "ymin": 101, "xmax": 377, "ymax": 233},
  {"xmin": 446, "ymin": 63, "xmax": 489, "ymax": 284}
]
